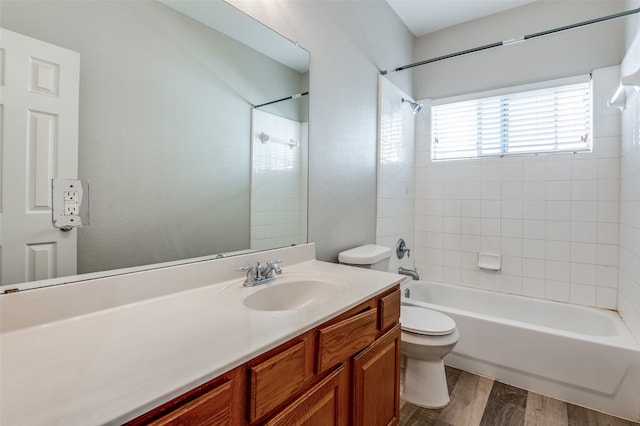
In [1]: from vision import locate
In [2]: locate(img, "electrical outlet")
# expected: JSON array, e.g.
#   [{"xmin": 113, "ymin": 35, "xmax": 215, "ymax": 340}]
[
  {"xmin": 52, "ymin": 179, "xmax": 90, "ymax": 229},
  {"xmin": 64, "ymin": 191, "xmax": 78, "ymax": 202},
  {"xmin": 64, "ymin": 190, "xmax": 80, "ymax": 216},
  {"xmin": 64, "ymin": 204, "xmax": 79, "ymax": 216}
]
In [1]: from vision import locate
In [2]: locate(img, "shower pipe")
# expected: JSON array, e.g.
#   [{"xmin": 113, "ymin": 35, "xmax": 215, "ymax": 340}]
[
  {"xmin": 381, "ymin": 7, "xmax": 640, "ymax": 75},
  {"xmin": 254, "ymin": 91, "xmax": 309, "ymax": 108}
]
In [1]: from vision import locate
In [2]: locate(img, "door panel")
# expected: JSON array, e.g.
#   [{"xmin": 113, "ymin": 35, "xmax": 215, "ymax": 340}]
[{"xmin": 0, "ymin": 28, "xmax": 79, "ymax": 286}]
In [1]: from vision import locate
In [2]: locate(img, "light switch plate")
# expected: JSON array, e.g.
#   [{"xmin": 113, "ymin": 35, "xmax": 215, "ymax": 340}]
[{"xmin": 52, "ymin": 179, "xmax": 90, "ymax": 229}]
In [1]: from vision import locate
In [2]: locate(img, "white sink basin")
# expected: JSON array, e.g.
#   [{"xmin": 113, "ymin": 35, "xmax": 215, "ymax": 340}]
[
  {"xmin": 243, "ymin": 280, "xmax": 341, "ymax": 311},
  {"xmin": 217, "ymin": 273, "xmax": 351, "ymax": 311}
]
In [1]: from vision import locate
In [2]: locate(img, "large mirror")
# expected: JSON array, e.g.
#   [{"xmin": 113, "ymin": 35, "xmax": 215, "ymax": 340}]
[{"xmin": 0, "ymin": 0, "xmax": 309, "ymax": 290}]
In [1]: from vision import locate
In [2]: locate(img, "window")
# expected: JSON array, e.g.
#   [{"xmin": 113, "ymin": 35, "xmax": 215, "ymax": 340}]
[{"xmin": 431, "ymin": 76, "xmax": 592, "ymax": 161}]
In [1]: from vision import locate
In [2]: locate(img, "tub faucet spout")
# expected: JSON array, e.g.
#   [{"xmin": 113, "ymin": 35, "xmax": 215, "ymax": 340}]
[{"xmin": 398, "ymin": 267, "xmax": 420, "ymax": 280}]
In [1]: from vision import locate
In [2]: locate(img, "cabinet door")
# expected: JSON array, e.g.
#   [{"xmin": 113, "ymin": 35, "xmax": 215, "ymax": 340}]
[
  {"xmin": 265, "ymin": 365, "xmax": 347, "ymax": 426},
  {"xmin": 352, "ymin": 324, "xmax": 401, "ymax": 426}
]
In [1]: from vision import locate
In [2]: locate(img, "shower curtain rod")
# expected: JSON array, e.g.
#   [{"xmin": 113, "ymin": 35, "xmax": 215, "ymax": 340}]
[
  {"xmin": 381, "ymin": 7, "xmax": 640, "ymax": 75},
  {"xmin": 254, "ymin": 91, "xmax": 309, "ymax": 108}
]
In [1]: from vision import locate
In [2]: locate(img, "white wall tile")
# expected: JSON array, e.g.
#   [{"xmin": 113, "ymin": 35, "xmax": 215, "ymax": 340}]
[
  {"xmin": 546, "ymin": 241, "xmax": 571, "ymax": 262},
  {"xmin": 570, "ymin": 283, "xmax": 596, "ymax": 306},
  {"xmin": 572, "ymin": 158, "xmax": 598, "ymax": 180},
  {"xmin": 410, "ymin": 66, "xmax": 625, "ymax": 312},
  {"xmin": 523, "ymin": 239, "xmax": 545, "ymax": 259},
  {"xmin": 571, "ymin": 201, "xmax": 597, "ymax": 222},
  {"xmin": 545, "ymin": 280, "xmax": 570, "ymax": 302},
  {"xmin": 546, "ymin": 158, "xmax": 572, "ymax": 180},
  {"xmin": 570, "ymin": 221, "xmax": 597, "ymax": 243},
  {"xmin": 524, "ymin": 200, "xmax": 546, "ymax": 220},
  {"xmin": 546, "ymin": 260, "xmax": 571, "ymax": 282},
  {"xmin": 546, "ymin": 201, "xmax": 571, "ymax": 221},
  {"xmin": 523, "ymin": 258, "xmax": 545, "ymax": 279},
  {"xmin": 571, "ymin": 262, "xmax": 597, "ymax": 285},
  {"xmin": 501, "ymin": 237, "xmax": 522, "ymax": 257},
  {"xmin": 523, "ymin": 220, "xmax": 545, "ymax": 239},
  {"xmin": 597, "ymin": 201, "xmax": 619, "ymax": 223},
  {"xmin": 501, "ymin": 274, "xmax": 523, "ymax": 295},
  {"xmin": 524, "ymin": 181, "xmax": 547, "ymax": 200},
  {"xmin": 571, "ymin": 180, "xmax": 598, "ymax": 201},
  {"xmin": 571, "ymin": 242, "xmax": 597, "ymax": 264},
  {"xmin": 522, "ymin": 277, "xmax": 545, "ymax": 298},
  {"xmin": 546, "ymin": 221, "xmax": 571, "ymax": 241},
  {"xmin": 596, "ymin": 286, "xmax": 617, "ymax": 309},
  {"xmin": 502, "ymin": 219, "xmax": 522, "ymax": 238},
  {"xmin": 597, "ymin": 244, "xmax": 618, "ymax": 266},
  {"xmin": 502, "ymin": 201, "xmax": 523, "ymax": 219}
]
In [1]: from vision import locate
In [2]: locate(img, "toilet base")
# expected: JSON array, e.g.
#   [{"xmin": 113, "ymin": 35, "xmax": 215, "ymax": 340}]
[{"xmin": 401, "ymin": 357, "xmax": 450, "ymax": 409}]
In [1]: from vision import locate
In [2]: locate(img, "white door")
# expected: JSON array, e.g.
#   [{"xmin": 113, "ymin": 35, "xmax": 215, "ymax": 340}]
[{"xmin": 0, "ymin": 28, "xmax": 80, "ymax": 286}]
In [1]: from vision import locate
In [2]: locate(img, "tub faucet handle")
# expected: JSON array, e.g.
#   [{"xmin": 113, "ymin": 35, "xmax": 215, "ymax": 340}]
[{"xmin": 396, "ymin": 238, "xmax": 411, "ymax": 259}]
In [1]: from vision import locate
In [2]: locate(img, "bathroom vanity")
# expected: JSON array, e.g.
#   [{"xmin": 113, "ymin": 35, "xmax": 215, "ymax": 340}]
[
  {"xmin": 0, "ymin": 244, "xmax": 403, "ymax": 425},
  {"xmin": 126, "ymin": 284, "xmax": 400, "ymax": 425}
]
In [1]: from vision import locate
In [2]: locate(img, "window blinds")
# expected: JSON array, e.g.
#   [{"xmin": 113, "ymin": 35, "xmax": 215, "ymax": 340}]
[{"xmin": 431, "ymin": 79, "xmax": 592, "ymax": 161}]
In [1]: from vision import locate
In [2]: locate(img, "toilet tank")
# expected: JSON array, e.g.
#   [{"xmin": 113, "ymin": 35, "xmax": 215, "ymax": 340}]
[{"xmin": 338, "ymin": 244, "xmax": 391, "ymax": 272}]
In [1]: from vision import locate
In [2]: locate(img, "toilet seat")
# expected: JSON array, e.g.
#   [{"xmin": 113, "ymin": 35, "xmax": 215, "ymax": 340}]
[{"xmin": 401, "ymin": 306, "xmax": 456, "ymax": 336}]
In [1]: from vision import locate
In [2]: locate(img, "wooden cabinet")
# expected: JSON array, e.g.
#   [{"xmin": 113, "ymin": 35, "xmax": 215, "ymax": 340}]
[
  {"xmin": 126, "ymin": 367, "xmax": 244, "ymax": 426},
  {"xmin": 316, "ymin": 308, "xmax": 378, "ymax": 373},
  {"xmin": 126, "ymin": 285, "xmax": 400, "ymax": 426},
  {"xmin": 264, "ymin": 365, "xmax": 347, "ymax": 426},
  {"xmin": 148, "ymin": 380, "xmax": 232, "ymax": 426},
  {"xmin": 352, "ymin": 324, "xmax": 401, "ymax": 426},
  {"xmin": 249, "ymin": 340, "xmax": 310, "ymax": 422}
]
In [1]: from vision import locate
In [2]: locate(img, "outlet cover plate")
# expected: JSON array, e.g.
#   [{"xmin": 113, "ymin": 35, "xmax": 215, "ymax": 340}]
[{"xmin": 52, "ymin": 179, "xmax": 90, "ymax": 229}]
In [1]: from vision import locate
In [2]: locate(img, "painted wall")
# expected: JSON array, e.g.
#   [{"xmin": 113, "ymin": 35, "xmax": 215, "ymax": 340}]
[
  {"xmin": 413, "ymin": 1, "xmax": 628, "ymax": 100},
  {"xmin": 619, "ymin": 26, "xmax": 640, "ymax": 341},
  {"xmin": 228, "ymin": 0, "xmax": 414, "ymax": 261},
  {"xmin": 1, "ymin": 1, "xmax": 305, "ymax": 274}
]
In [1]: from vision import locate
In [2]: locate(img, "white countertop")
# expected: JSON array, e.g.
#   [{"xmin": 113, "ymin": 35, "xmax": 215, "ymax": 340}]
[{"xmin": 0, "ymin": 244, "xmax": 403, "ymax": 425}]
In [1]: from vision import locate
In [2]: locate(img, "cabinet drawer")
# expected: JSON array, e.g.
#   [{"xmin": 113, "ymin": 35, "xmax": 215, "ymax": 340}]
[
  {"xmin": 379, "ymin": 289, "xmax": 400, "ymax": 331},
  {"xmin": 317, "ymin": 309, "xmax": 377, "ymax": 373},
  {"xmin": 249, "ymin": 340, "xmax": 308, "ymax": 422},
  {"xmin": 148, "ymin": 379, "xmax": 232, "ymax": 426}
]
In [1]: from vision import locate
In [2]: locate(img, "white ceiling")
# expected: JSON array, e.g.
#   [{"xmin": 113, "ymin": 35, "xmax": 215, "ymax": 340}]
[{"xmin": 386, "ymin": 0, "xmax": 539, "ymax": 37}]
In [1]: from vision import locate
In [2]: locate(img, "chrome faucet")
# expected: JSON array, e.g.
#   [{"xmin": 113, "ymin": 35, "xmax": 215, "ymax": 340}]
[
  {"xmin": 238, "ymin": 260, "xmax": 283, "ymax": 286},
  {"xmin": 398, "ymin": 266, "xmax": 420, "ymax": 280}
]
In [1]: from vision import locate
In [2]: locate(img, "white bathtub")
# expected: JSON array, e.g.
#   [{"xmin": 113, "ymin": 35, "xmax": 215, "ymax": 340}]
[{"xmin": 401, "ymin": 280, "xmax": 640, "ymax": 422}]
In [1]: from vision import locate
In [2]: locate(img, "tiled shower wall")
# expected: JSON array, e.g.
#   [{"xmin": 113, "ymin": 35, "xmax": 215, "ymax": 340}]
[
  {"xmin": 413, "ymin": 66, "xmax": 621, "ymax": 310},
  {"xmin": 618, "ymin": 34, "xmax": 640, "ymax": 340}
]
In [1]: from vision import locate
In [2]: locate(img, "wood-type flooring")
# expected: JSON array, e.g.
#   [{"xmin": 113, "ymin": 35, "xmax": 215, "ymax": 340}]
[{"xmin": 399, "ymin": 367, "xmax": 639, "ymax": 426}]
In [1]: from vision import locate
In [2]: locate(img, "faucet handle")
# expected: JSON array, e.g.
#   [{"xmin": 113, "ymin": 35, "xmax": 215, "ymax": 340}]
[
  {"xmin": 267, "ymin": 259, "xmax": 283, "ymax": 274},
  {"xmin": 238, "ymin": 264, "xmax": 255, "ymax": 273}
]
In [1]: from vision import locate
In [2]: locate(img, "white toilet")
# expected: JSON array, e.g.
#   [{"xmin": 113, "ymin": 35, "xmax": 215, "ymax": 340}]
[
  {"xmin": 400, "ymin": 305, "xmax": 459, "ymax": 408},
  {"xmin": 337, "ymin": 244, "xmax": 391, "ymax": 271},
  {"xmin": 338, "ymin": 244, "xmax": 459, "ymax": 408}
]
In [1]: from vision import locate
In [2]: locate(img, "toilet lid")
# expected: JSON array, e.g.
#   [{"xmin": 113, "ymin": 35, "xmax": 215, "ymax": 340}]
[{"xmin": 401, "ymin": 306, "xmax": 456, "ymax": 336}]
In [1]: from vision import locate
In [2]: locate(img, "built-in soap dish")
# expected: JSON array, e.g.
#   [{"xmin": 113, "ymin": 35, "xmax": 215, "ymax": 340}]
[{"xmin": 478, "ymin": 253, "xmax": 501, "ymax": 271}]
